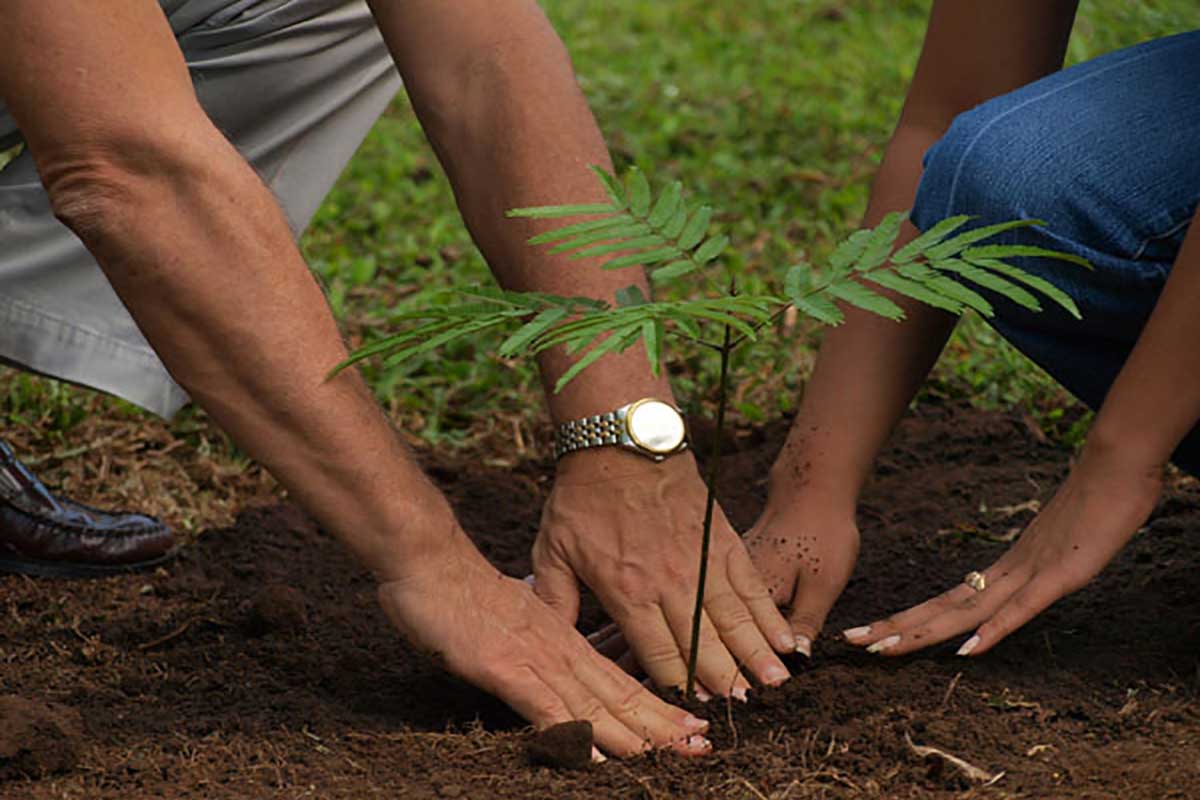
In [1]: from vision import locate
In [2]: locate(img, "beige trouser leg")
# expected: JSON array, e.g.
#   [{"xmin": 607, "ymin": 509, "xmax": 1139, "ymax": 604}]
[{"xmin": 0, "ymin": 0, "xmax": 400, "ymax": 417}]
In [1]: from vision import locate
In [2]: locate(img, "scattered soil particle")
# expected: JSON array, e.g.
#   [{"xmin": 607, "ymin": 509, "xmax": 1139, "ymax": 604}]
[
  {"xmin": 0, "ymin": 696, "xmax": 83, "ymax": 780},
  {"xmin": 527, "ymin": 720, "xmax": 594, "ymax": 770}
]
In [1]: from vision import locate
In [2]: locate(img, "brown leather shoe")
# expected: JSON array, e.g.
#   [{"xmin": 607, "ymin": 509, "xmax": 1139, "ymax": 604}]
[{"xmin": 0, "ymin": 440, "xmax": 176, "ymax": 577}]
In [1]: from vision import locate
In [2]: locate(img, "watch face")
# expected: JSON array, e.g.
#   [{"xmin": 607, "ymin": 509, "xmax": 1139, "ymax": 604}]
[{"xmin": 625, "ymin": 399, "xmax": 686, "ymax": 454}]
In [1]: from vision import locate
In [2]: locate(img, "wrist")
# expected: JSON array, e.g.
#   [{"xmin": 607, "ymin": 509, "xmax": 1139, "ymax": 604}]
[
  {"xmin": 555, "ymin": 444, "xmax": 699, "ymax": 486},
  {"xmin": 357, "ymin": 486, "xmax": 478, "ymax": 583}
]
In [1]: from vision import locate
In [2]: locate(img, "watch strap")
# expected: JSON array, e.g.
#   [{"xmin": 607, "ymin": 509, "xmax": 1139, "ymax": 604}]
[{"xmin": 554, "ymin": 410, "xmax": 624, "ymax": 460}]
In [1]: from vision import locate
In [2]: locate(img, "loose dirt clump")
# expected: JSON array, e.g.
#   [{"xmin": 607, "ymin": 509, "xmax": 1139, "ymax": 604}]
[
  {"xmin": 0, "ymin": 400, "xmax": 1196, "ymax": 798},
  {"xmin": 527, "ymin": 720, "xmax": 594, "ymax": 770},
  {"xmin": 0, "ymin": 696, "xmax": 83, "ymax": 780}
]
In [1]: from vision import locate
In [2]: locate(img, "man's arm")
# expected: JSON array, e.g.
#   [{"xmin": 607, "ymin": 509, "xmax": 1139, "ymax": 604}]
[
  {"xmin": 750, "ymin": 0, "xmax": 1081, "ymax": 644},
  {"xmin": 0, "ymin": 0, "xmax": 707, "ymax": 756},
  {"xmin": 367, "ymin": 1, "xmax": 797, "ymax": 696}
]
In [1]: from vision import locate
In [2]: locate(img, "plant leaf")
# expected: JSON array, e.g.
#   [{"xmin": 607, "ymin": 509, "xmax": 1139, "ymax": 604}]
[
  {"xmin": 828, "ymin": 228, "xmax": 873, "ymax": 272},
  {"xmin": 662, "ymin": 202, "xmax": 690, "ymax": 239},
  {"xmin": 554, "ymin": 326, "xmax": 643, "ymax": 392},
  {"xmin": 865, "ymin": 270, "xmax": 964, "ymax": 314},
  {"xmin": 590, "ymin": 166, "xmax": 627, "ymax": 208},
  {"xmin": 892, "ymin": 215, "xmax": 971, "ymax": 263},
  {"xmin": 829, "ymin": 279, "xmax": 905, "ymax": 320},
  {"xmin": 923, "ymin": 219, "xmax": 1047, "ymax": 260},
  {"xmin": 507, "ymin": 203, "xmax": 617, "ymax": 219},
  {"xmin": 694, "ymin": 234, "xmax": 730, "ymax": 264},
  {"xmin": 856, "ymin": 211, "xmax": 907, "ymax": 272},
  {"xmin": 961, "ymin": 244, "xmax": 1093, "ymax": 269},
  {"xmin": 648, "ymin": 181, "xmax": 683, "ymax": 228},
  {"xmin": 678, "ymin": 207, "xmax": 713, "ymax": 250},
  {"xmin": 651, "ymin": 259, "xmax": 699, "ymax": 282},
  {"xmin": 497, "ymin": 307, "xmax": 569, "ymax": 358},
  {"xmin": 643, "ymin": 318, "xmax": 663, "ymax": 378},
  {"xmin": 547, "ymin": 222, "xmax": 653, "ymax": 255},
  {"xmin": 970, "ymin": 257, "xmax": 1082, "ymax": 319},
  {"xmin": 627, "ymin": 168, "xmax": 652, "ymax": 217},
  {"xmin": 572, "ymin": 235, "xmax": 667, "ymax": 260},
  {"xmin": 615, "ymin": 285, "xmax": 648, "ymax": 307},
  {"xmin": 527, "ymin": 214, "xmax": 631, "ymax": 246},
  {"xmin": 603, "ymin": 247, "xmax": 681, "ymax": 270},
  {"xmin": 793, "ymin": 294, "xmax": 845, "ymax": 325}
]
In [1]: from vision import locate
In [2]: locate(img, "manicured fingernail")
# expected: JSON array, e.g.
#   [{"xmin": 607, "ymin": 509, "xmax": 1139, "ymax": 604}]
[
  {"xmin": 684, "ymin": 714, "xmax": 708, "ymax": 732},
  {"xmin": 684, "ymin": 735, "xmax": 712, "ymax": 753},
  {"xmin": 694, "ymin": 685, "xmax": 713, "ymax": 703},
  {"xmin": 867, "ymin": 634, "xmax": 901, "ymax": 654},
  {"xmin": 731, "ymin": 686, "xmax": 749, "ymax": 702},
  {"xmin": 956, "ymin": 635, "xmax": 981, "ymax": 657},
  {"xmin": 591, "ymin": 746, "xmax": 607, "ymax": 763},
  {"xmin": 794, "ymin": 635, "xmax": 812, "ymax": 657},
  {"xmin": 776, "ymin": 630, "xmax": 797, "ymax": 651},
  {"xmin": 843, "ymin": 626, "xmax": 872, "ymax": 642},
  {"xmin": 522, "ymin": 574, "xmax": 536, "ymax": 587},
  {"xmin": 763, "ymin": 663, "xmax": 790, "ymax": 686}
]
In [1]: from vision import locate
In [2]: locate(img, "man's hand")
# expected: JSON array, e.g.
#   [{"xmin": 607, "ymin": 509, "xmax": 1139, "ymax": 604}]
[
  {"xmin": 843, "ymin": 441, "xmax": 1162, "ymax": 657},
  {"xmin": 742, "ymin": 501, "xmax": 860, "ymax": 657},
  {"xmin": 531, "ymin": 451, "xmax": 796, "ymax": 699},
  {"xmin": 377, "ymin": 526, "xmax": 711, "ymax": 758}
]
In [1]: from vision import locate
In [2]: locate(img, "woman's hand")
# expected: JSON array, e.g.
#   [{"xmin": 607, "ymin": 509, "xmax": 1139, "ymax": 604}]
[
  {"xmin": 843, "ymin": 440, "xmax": 1164, "ymax": 657},
  {"xmin": 742, "ymin": 500, "xmax": 861, "ymax": 657}
]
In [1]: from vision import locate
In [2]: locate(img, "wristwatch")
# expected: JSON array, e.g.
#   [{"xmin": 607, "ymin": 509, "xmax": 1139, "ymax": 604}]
[{"xmin": 554, "ymin": 398, "xmax": 688, "ymax": 462}]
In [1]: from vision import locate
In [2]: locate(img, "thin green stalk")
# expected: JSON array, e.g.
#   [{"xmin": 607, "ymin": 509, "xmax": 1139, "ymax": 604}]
[{"xmin": 685, "ymin": 319, "xmax": 734, "ymax": 699}]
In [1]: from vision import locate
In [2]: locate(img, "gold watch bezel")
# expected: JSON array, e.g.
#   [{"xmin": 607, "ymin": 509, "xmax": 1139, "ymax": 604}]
[{"xmin": 624, "ymin": 398, "xmax": 687, "ymax": 455}]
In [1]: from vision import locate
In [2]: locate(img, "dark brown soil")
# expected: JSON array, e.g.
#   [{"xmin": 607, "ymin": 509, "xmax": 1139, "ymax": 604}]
[{"xmin": 0, "ymin": 401, "xmax": 1196, "ymax": 798}]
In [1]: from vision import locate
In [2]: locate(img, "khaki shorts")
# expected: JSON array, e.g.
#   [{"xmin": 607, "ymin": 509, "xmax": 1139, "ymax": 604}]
[{"xmin": 0, "ymin": 0, "xmax": 401, "ymax": 417}]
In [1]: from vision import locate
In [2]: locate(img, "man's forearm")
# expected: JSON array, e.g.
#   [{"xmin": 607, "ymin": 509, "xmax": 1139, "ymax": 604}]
[{"xmin": 371, "ymin": 0, "xmax": 676, "ymax": 426}]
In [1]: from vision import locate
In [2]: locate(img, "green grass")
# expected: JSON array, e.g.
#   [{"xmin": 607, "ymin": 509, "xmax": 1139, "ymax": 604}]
[{"xmin": 4, "ymin": 1, "xmax": 1195, "ymax": 447}]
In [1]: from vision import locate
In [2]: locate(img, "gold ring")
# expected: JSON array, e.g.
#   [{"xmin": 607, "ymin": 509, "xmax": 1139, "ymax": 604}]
[{"xmin": 963, "ymin": 571, "xmax": 987, "ymax": 592}]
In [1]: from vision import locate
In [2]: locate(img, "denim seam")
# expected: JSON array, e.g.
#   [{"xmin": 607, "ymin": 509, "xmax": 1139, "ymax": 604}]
[
  {"xmin": 1131, "ymin": 214, "xmax": 1193, "ymax": 261},
  {"xmin": 943, "ymin": 39, "xmax": 1191, "ymax": 218}
]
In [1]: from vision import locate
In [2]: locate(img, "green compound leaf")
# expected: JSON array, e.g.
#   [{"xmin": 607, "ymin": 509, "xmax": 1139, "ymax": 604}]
[
  {"xmin": 627, "ymin": 168, "xmax": 652, "ymax": 217},
  {"xmin": 497, "ymin": 307, "xmax": 569, "ymax": 358},
  {"xmin": 932, "ymin": 258, "xmax": 1039, "ymax": 314},
  {"xmin": 642, "ymin": 318, "xmax": 664, "ymax": 378},
  {"xmin": 855, "ymin": 211, "xmax": 907, "ymax": 272},
  {"xmin": 970, "ymin": 257, "xmax": 1082, "ymax": 319},
  {"xmin": 961, "ymin": 244, "xmax": 1093, "ymax": 269},
  {"xmin": 923, "ymin": 219, "xmax": 1047, "ymax": 260},
  {"xmin": 827, "ymin": 227, "xmax": 873, "ymax": 273},
  {"xmin": 381, "ymin": 315, "xmax": 512, "ymax": 369},
  {"xmin": 793, "ymin": 294, "xmax": 845, "ymax": 326},
  {"xmin": 507, "ymin": 203, "xmax": 618, "ymax": 220},
  {"xmin": 829, "ymin": 279, "xmax": 905, "ymax": 320},
  {"xmin": 694, "ymin": 234, "xmax": 730, "ymax": 265},
  {"xmin": 651, "ymin": 259, "xmax": 699, "ymax": 283},
  {"xmin": 590, "ymin": 166, "xmax": 627, "ymax": 208},
  {"xmin": 548, "ymin": 222, "xmax": 653, "ymax": 255},
  {"xmin": 615, "ymin": 285, "xmax": 648, "ymax": 307},
  {"xmin": 662, "ymin": 203, "xmax": 691, "ymax": 239},
  {"xmin": 648, "ymin": 181, "xmax": 683, "ymax": 228},
  {"xmin": 604, "ymin": 247, "xmax": 682, "ymax": 270},
  {"xmin": 555, "ymin": 325, "xmax": 643, "ymax": 393},
  {"xmin": 572, "ymin": 235, "xmax": 667, "ymax": 260},
  {"xmin": 678, "ymin": 207, "xmax": 713, "ymax": 251},
  {"xmin": 865, "ymin": 270, "xmax": 964, "ymax": 314},
  {"xmin": 527, "ymin": 215, "xmax": 632, "ymax": 246},
  {"xmin": 892, "ymin": 214, "xmax": 971, "ymax": 263}
]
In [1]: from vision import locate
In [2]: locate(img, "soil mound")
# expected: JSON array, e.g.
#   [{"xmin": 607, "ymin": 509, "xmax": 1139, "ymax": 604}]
[{"xmin": 0, "ymin": 696, "xmax": 83, "ymax": 780}]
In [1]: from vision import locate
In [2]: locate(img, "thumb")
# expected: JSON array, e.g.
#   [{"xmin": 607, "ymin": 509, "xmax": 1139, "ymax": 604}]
[
  {"xmin": 532, "ymin": 548, "xmax": 582, "ymax": 625},
  {"xmin": 786, "ymin": 575, "xmax": 840, "ymax": 658}
]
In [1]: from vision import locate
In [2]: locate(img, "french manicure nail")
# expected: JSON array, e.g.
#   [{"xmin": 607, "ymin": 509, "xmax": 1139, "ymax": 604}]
[
  {"xmin": 695, "ymin": 685, "xmax": 713, "ymax": 702},
  {"xmin": 843, "ymin": 625, "xmax": 871, "ymax": 642},
  {"xmin": 684, "ymin": 713, "xmax": 708, "ymax": 732},
  {"xmin": 794, "ymin": 635, "xmax": 812, "ymax": 657},
  {"xmin": 763, "ymin": 664, "xmax": 790, "ymax": 686},
  {"xmin": 776, "ymin": 630, "xmax": 797, "ymax": 652},
  {"xmin": 686, "ymin": 735, "xmax": 712, "ymax": 753},
  {"xmin": 867, "ymin": 634, "xmax": 901, "ymax": 654},
  {"xmin": 591, "ymin": 746, "xmax": 608, "ymax": 763},
  {"xmin": 731, "ymin": 686, "xmax": 749, "ymax": 702},
  {"xmin": 956, "ymin": 634, "xmax": 981, "ymax": 657}
]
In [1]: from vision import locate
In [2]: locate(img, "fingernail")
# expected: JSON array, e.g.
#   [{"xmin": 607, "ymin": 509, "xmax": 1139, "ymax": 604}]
[
  {"xmin": 684, "ymin": 735, "xmax": 712, "ymax": 753},
  {"xmin": 843, "ymin": 626, "xmax": 872, "ymax": 642},
  {"xmin": 794, "ymin": 635, "xmax": 812, "ymax": 658},
  {"xmin": 776, "ymin": 630, "xmax": 797, "ymax": 652},
  {"xmin": 867, "ymin": 634, "xmax": 901, "ymax": 654},
  {"xmin": 762, "ymin": 663, "xmax": 790, "ymax": 686},
  {"xmin": 694, "ymin": 685, "xmax": 713, "ymax": 703},
  {"xmin": 731, "ymin": 686, "xmax": 749, "ymax": 703},
  {"xmin": 956, "ymin": 634, "xmax": 981, "ymax": 657},
  {"xmin": 684, "ymin": 713, "xmax": 708, "ymax": 733},
  {"xmin": 591, "ymin": 746, "xmax": 607, "ymax": 764}
]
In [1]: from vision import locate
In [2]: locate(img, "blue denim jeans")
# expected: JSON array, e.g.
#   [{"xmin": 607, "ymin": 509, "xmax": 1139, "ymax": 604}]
[{"xmin": 912, "ymin": 30, "xmax": 1200, "ymax": 472}]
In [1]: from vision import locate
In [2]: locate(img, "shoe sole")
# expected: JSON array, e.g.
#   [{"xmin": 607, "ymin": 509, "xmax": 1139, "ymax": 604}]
[{"xmin": 0, "ymin": 549, "xmax": 179, "ymax": 578}]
